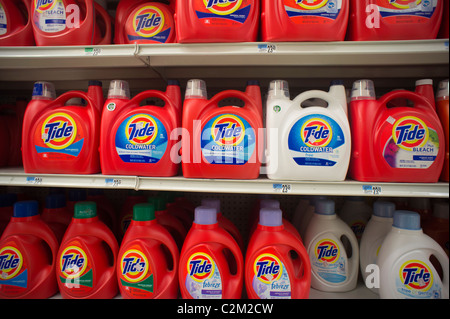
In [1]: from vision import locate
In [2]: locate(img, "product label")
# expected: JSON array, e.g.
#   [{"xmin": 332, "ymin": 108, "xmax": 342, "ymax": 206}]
[
  {"xmin": 284, "ymin": 0, "xmax": 342, "ymax": 23},
  {"xmin": 126, "ymin": 5, "xmax": 172, "ymax": 43},
  {"xmin": 58, "ymin": 244, "xmax": 94, "ymax": 294},
  {"xmin": 201, "ymin": 113, "xmax": 256, "ymax": 165},
  {"xmin": 34, "ymin": 112, "xmax": 85, "ymax": 160},
  {"xmin": 251, "ymin": 253, "xmax": 291, "ymax": 299},
  {"xmin": 119, "ymin": 247, "xmax": 154, "ymax": 298},
  {"xmin": 115, "ymin": 113, "xmax": 168, "ymax": 164},
  {"xmin": 0, "ymin": 245, "xmax": 28, "ymax": 296},
  {"xmin": 195, "ymin": 0, "xmax": 252, "ymax": 26},
  {"xmin": 381, "ymin": 116, "xmax": 439, "ymax": 169},
  {"xmin": 288, "ymin": 114, "xmax": 346, "ymax": 167},
  {"xmin": 185, "ymin": 252, "xmax": 222, "ymax": 299},
  {"xmin": 375, "ymin": 0, "xmax": 438, "ymax": 24},
  {"xmin": 396, "ymin": 260, "xmax": 442, "ymax": 298},
  {"xmin": 33, "ymin": 0, "xmax": 67, "ymax": 33},
  {"xmin": 0, "ymin": 4, "xmax": 7, "ymax": 36},
  {"xmin": 310, "ymin": 238, "xmax": 348, "ymax": 284}
]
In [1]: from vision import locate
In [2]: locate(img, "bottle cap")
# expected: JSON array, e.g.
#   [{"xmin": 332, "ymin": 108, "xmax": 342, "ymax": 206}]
[
  {"xmin": 415, "ymin": 79, "xmax": 433, "ymax": 86},
  {"xmin": 194, "ymin": 206, "xmax": 217, "ymax": 225},
  {"xmin": 167, "ymin": 79, "xmax": 180, "ymax": 86},
  {"xmin": 433, "ymin": 202, "xmax": 449, "ymax": 220},
  {"xmin": 351, "ymin": 79, "xmax": 376, "ymax": 101},
  {"xmin": 32, "ymin": 81, "xmax": 56, "ymax": 100},
  {"xmin": 259, "ymin": 208, "xmax": 283, "ymax": 227},
  {"xmin": 133, "ymin": 203, "xmax": 156, "ymax": 221},
  {"xmin": 148, "ymin": 197, "xmax": 167, "ymax": 211},
  {"xmin": 330, "ymin": 80, "xmax": 344, "ymax": 86},
  {"xmin": 13, "ymin": 201, "xmax": 39, "ymax": 218},
  {"xmin": 373, "ymin": 201, "xmax": 395, "ymax": 218},
  {"xmin": 247, "ymin": 80, "xmax": 260, "ymax": 86},
  {"xmin": 201, "ymin": 199, "xmax": 221, "ymax": 214},
  {"xmin": 88, "ymin": 80, "xmax": 102, "ymax": 87},
  {"xmin": 45, "ymin": 193, "xmax": 66, "ymax": 209},
  {"xmin": 259, "ymin": 199, "xmax": 280, "ymax": 209},
  {"xmin": 437, "ymin": 79, "xmax": 449, "ymax": 101},
  {"xmin": 74, "ymin": 201, "xmax": 97, "ymax": 219},
  {"xmin": 393, "ymin": 210, "xmax": 421, "ymax": 230},
  {"xmin": 315, "ymin": 199, "xmax": 335, "ymax": 215},
  {"xmin": 268, "ymin": 80, "xmax": 290, "ymax": 99},
  {"xmin": 185, "ymin": 79, "xmax": 207, "ymax": 99},
  {"xmin": 107, "ymin": 80, "xmax": 130, "ymax": 99}
]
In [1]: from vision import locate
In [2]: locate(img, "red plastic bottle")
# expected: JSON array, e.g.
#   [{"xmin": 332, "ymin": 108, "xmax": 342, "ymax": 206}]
[
  {"xmin": 0, "ymin": 193, "xmax": 17, "ymax": 237},
  {"xmin": 0, "ymin": 0, "xmax": 35, "ymax": 46},
  {"xmin": 261, "ymin": 0, "xmax": 349, "ymax": 42},
  {"xmin": 41, "ymin": 193, "xmax": 72, "ymax": 243},
  {"xmin": 175, "ymin": 0, "xmax": 260, "ymax": 43},
  {"xmin": 117, "ymin": 190, "xmax": 148, "ymax": 241},
  {"xmin": 245, "ymin": 208, "xmax": 311, "ymax": 299},
  {"xmin": 438, "ymin": 0, "xmax": 449, "ymax": 38},
  {"xmin": 347, "ymin": 0, "xmax": 444, "ymax": 41},
  {"xmin": 117, "ymin": 203, "xmax": 179, "ymax": 299},
  {"xmin": 181, "ymin": 80, "xmax": 263, "ymax": 179},
  {"xmin": 100, "ymin": 80, "xmax": 182, "ymax": 177},
  {"xmin": 22, "ymin": 81, "xmax": 101, "ymax": 174},
  {"xmin": 56, "ymin": 201, "xmax": 119, "ymax": 299},
  {"xmin": 349, "ymin": 79, "xmax": 445, "ymax": 183},
  {"xmin": 436, "ymin": 79, "xmax": 449, "ymax": 182},
  {"xmin": 162, "ymin": 191, "xmax": 194, "ymax": 231},
  {"xmin": 179, "ymin": 206, "xmax": 244, "ymax": 299},
  {"xmin": 0, "ymin": 201, "xmax": 59, "ymax": 299}
]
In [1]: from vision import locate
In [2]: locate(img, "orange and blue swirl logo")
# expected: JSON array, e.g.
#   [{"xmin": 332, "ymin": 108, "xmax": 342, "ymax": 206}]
[
  {"xmin": 188, "ymin": 253, "xmax": 214, "ymax": 282},
  {"xmin": 34, "ymin": 0, "xmax": 56, "ymax": 13},
  {"xmin": 315, "ymin": 239, "xmax": 339, "ymax": 263},
  {"xmin": 211, "ymin": 114, "xmax": 245, "ymax": 146},
  {"xmin": 0, "ymin": 246, "xmax": 23, "ymax": 280},
  {"xmin": 400, "ymin": 260, "xmax": 433, "ymax": 291},
  {"xmin": 295, "ymin": 0, "xmax": 328, "ymax": 10},
  {"xmin": 254, "ymin": 254, "xmax": 283, "ymax": 284},
  {"xmin": 120, "ymin": 249, "xmax": 148, "ymax": 283},
  {"xmin": 204, "ymin": 0, "xmax": 243, "ymax": 15},
  {"xmin": 386, "ymin": 0, "xmax": 422, "ymax": 10},
  {"xmin": 301, "ymin": 118, "xmax": 333, "ymax": 148},
  {"xmin": 41, "ymin": 113, "xmax": 77, "ymax": 150},
  {"xmin": 393, "ymin": 116, "xmax": 428, "ymax": 151},
  {"xmin": 125, "ymin": 114, "xmax": 158, "ymax": 145},
  {"xmin": 133, "ymin": 6, "xmax": 165, "ymax": 38},
  {"xmin": 59, "ymin": 246, "xmax": 87, "ymax": 279}
]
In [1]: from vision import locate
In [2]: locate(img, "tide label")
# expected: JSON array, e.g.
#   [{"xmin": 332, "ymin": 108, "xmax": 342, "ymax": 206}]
[
  {"xmin": 58, "ymin": 244, "xmax": 93, "ymax": 294},
  {"xmin": 119, "ymin": 247, "xmax": 154, "ymax": 298},
  {"xmin": 33, "ymin": 0, "xmax": 67, "ymax": 33},
  {"xmin": 125, "ymin": 5, "xmax": 173, "ymax": 43},
  {"xmin": 0, "ymin": 245, "xmax": 28, "ymax": 296},
  {"xmin": 284, "ymin": 0, "xmax": 343, "ymax": 23},
  {"xmin": 374, "ymin": 0, "xmax": 438, "ymax": 24},
  {"xmin": 184, "ymin": 252, "xmax": 222, "ymax": 299},
  {"xmin": 309, "ymin": 238, "xmax": 348, "ymax": 284},
  {"xmin": 194, "ymin": 0, "xmax": 253, "ymax": 26}
]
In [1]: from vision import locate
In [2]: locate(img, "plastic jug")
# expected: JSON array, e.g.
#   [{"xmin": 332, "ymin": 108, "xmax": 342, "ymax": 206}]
[
  {"xmin": 245, "ymin": 208, "xmax": 311, "ymax": 299},
  {"xmin": 182, "ymin": 79, "xmax": 263, "ymax": 179},
  {"xmin": 349, "ymin": 79, "xmax": 445, "ymax": 183},
  {"xmin": 56, "ymin": 201, "xmax": 119, "ymax": 299},
  {"xmin": 179, "ymin": 206, "xmax": 244, "ymax": 299},
  {"xmin": 118, "ymin": 203, "xmax": 179, "ymax": 299},
  {"xmin": 378, "ymin": 210, "xmax": 449, "ymax": 299},
  {"xmin": 0, "ymin": 0, "xmax": 35, "ymax": 46},
  {"xmin": 41, "ymin": 193, "xmax": 72, "ymax": 243},
  {"xmin": 100, "ymin": 80, "xmax": 181, "ymax": 177},
  {"xmin": 423, "ymin": 201, "xmax": 449, "ymax": 257},
  {"xmin": 261, "ymin": 0, "xmax": 349, "ymax": 42},
  {"xmin": 304, "ymin": 199, "xmax": 359, "ymax": 292},
  {"xmin": 338, "ymin": 196, "xmax": 372, "ymax": 241},
  {"xmin": 436, "ymin": 79, "xmax": 449, "ymax": 182},
  {"xmin": 175, "ymin": 0, "xmax": 260, "ymax": 43},
  {"xmin": 266, "ymin": 80, "xmax": 350, "ymax": 181},
  {"xmin": 0, "ymin": 201, "xmax": 59, "ymax": 299},
  {"xmin": 347, "ymin": 0, "xmax": 444, "ymax": 41},
  {"xmin": 22, "ymin": 81, "xmax": 102, "ymax": 174}
]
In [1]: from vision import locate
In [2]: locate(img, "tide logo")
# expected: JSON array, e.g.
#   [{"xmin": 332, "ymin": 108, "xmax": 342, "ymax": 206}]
[
  {"xmin": 120, "ymin": 249, "xmax": 148, "ymax": 283},
  {"xmin": 125, "ymin": 114, "xmax": 158, "ymax": 145},
  {"xmin": 133, "ymin": 6, "xmax": 164, "ymax": 38},
  {"xmin": 301, "ymin": 118, "xmax": 332, "ymax": 147},
  {"xmin": 211, "ymin": 114, "xmax": 245, "ymax": 146},
  {"xmin": 59, "ymin": 246, "xmax": 88, "ymax": 279},
  {"xmin": 254, "ymin": 254, "xmax": 283, "ymax": 284},
  {"xmin": 386, "ymin": 0, "xmax": 422, "ymax": 10},
  {"xmin": 41, "ymin": 113, "xmax": 77, "ymax": 150},
  {"xmin": 296, "ymin": 0, "xmax": 328, "ymax": 10},
  {"xmin": 187, "ymin": 253, "xmax": 214, "ymax": 282},
  {"xmin": 315, "ymin": 239, "xmax": 340, "ymax": 263},
  {"xmin": 204, "ymin": 0, "xmax": 243, "ymax": 15},
  {"xmin": 34, "ymin": 0, "xmax": 56, "ymax": 13},
  {"xmin": 0, "ymin": 246, "xmax": 23, "ymax": 280},
  {"xmin": 392, "ymin": 116, "xmax": 428, "ymax": 151},
  {"xmin": 400, "ymin": 260, "xmax": 433, "ymax": 291}
]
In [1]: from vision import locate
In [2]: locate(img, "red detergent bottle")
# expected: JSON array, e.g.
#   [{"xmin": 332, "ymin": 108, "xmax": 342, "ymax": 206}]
[
  {"xmin": 436, "ymin": 79, "xmax": 449, "ymax": 182},
  {"xmin": 0, "ymin": 193, "xmax": 17, "ymax": 236},
  {"xmin": 22, "ymin": 81, "xmax": 101, "ymax": 174},
  {"xmin": 179, "ymin": 206, "xmax": 244, "ymax": 299},
  {"xmin": 100, "ymin": 80, "xmax": 181, "ymax": 177},
  {"xmin": 162, "ymin": 191, "xmax": 194, "ymax": 231},
  {"xmin": 0, "ymin": 0, "xmax": 35, "ymax": 46},
  {"xmin": 245, "ymin": 208, "xmax": 311, "ymax": 299},
  {"xmin": 262, "ymin": 0, "xmax": 349, "ymax": 42},
  {"xmin": 347, "ymin": 0, "xmax": 444, "ymax": 41},
  {"xmin": 117, "ymin": 190, "xmax": 148, "ymax": 241},
  {"xmin": 349, "ymin": 79, "xmax": 445, "ymax": 183},
  {"xmin": 182, "ymin": 79, "xmax": 263, "ymax": 179},
  {"xmin": 56, "ymin": 201, "xmax": 119, "ymax": 299},
  {"xmin": 175, "ymin": 0, "xmax": 260, "ymax": 43},
  {"xmin": 118, "ymin": 203, "xmax": 179, "ymax": 299},
  {"xmin": 0, "ymin": 201, "xmax": 59, "ymax": 299},
  {"xmin": 41, "ymin": 193, "xmax": 72, "ymax": 243}
]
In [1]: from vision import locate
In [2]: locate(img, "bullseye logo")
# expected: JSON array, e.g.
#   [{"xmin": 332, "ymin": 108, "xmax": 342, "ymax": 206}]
[
  {"xmin": 204, "ymin": 0, "xmax": 243, "ymax": 15},
  {"xmin": 34, "ymin": 0, "xmax": 56, "ymax": 13},
  {"xmin": 211, "ymin": 114, "xmax": 245, "ymax": 146},
  {"xmin": 0, "ymin": 247, "xmax": 23, "ymax": 280},
  {"xmin": 315, "ymin": 239, "xmax": 340, "ymax": 263},
  {"xmin": 296, "ymin": 0, "xmax": 328, "ymax": 10},
  {"xmin": 400, "ymin": 260, "xmax": 433, "ymax": 291},
  {"xmin": 120, "ymin": 249, "xmax": 148, "ymax": 283},
  {"xmin": 254, "ymin": 254, "xmax": 283, "ymax": 284},
  {"xmin": 125, "ymin": 114, "xmax": 158, "ymax": 145},
  {"xmin": 392, "ymin": 116, "xmax": 428, "ymax": 151},
  {"xmin": 133, "ymin": 6, "xmax": 164, "ymax": 38},
  {"xmin": 187, "ymin": 253, "xmax": 214, "ymax": 282},
  {"xmin": 387, "ymin": 0, "xmax": 422, "ymax": 10},
  {"xmin": 41, "ymin": 113, "xmax": 77, "ymax": 150},
  {"xmin": 301, "ymin": 118, "xmax": 332, "ymax": 147},
  {"xmin": 59, "ymin": 246, "xmax": 87, "ymax": 279}
]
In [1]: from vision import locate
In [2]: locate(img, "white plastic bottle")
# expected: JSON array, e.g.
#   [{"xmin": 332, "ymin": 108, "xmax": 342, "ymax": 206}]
[
  {"xmin": 265, "ymin": 80, "xmax": 351, "ymax": 181},
  {"xmin": 378, "ymin": 210, "xmax": 449, "ymax": 299},
  {"xmin": 359, "ymin": 200, "xmax": 395, "ymax": 294},
  {"xmin": 304, "ymin": 199, "xmax": 359, "ymax": 292},
  {"xmin": 339, "ymin": 196, "xmax": 372, "ymax": 241}
]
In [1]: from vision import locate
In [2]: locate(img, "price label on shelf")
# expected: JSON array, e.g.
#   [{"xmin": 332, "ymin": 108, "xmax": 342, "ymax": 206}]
[
  {"xmin": 362, "ymin": 185, "xmax": 382, "ymax": 195},
  {"xmin": 272, "ymin": 183, "xmax": 292, "ymax": 194},
  {"xmin": 26, "ymin": 176, "xmax": 43, "ymax": 185},
  {"xmin": 105, "ymin": 178, "xmax": 122, "ymax": 187},
  {"xmin": 258, "ymin": 43, "xmax": 277, "ymax": 54},
  {"xmin": 84, "ymin": 47, "xmax": 102, "ymax": 56}
]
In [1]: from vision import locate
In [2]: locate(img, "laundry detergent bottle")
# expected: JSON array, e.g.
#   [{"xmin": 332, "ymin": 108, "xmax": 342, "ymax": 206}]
[
  {"xmin": 0, "ymin": 0, "xmax": 35, "ymax": 46},
  {"xmin": 436, "ymin": 79, "xmax": 449, "ymax": 182}
]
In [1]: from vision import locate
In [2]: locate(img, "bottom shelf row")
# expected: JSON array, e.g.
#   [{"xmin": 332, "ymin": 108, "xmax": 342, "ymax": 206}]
[{"xmin": 0, "ymin": 187, "xmax": 448, "ymax": 300}]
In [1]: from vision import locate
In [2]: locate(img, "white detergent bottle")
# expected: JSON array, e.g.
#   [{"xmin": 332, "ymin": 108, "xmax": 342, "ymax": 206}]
[
  {"xmin": 359, "ymin": 200, "xmax": 395, "ymax": 295},
  {"xmin": 265, "ymin": 80, "xmax": 351, "ymax": 181},
  {"xmin": 339, "ymin": 196, "xmax": 373, "ymax": 242},
  {"xmin": 304, "ymin": 199, "xmax": 359, "ymax": 292},
  {"xmin": 378, "ymin": 210, "xmax": 449, "ymax": 299}
]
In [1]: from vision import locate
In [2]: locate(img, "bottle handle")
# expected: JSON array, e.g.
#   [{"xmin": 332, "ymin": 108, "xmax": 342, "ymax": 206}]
[
  {"xmin": 129, "ymin": 90, "xmax": 176, "ymax": 111},
  {"xmin": 379, "ymin": 90, "xmax": 435, "ymax": 112},
  {"xmin": 155, "ymin": 230, "xmax": 180, "ymax": 298},
  {"xmin": 291, "ymin": 244, "xmax": 312, "ymax": 291},
  {"xmin": 292, "ymin": 90, "xmax": 342, "ymax": 112},
  {"xmin": 205, "ymin": 90, "xmax": 258, "ymax": 112},
  {"xmin": 94, "ymin": 2, "xmax": 112, "ymax": 45},
  {"xmin": 49, "ymin": 91, "xmax": 96, "ymax": 113}
]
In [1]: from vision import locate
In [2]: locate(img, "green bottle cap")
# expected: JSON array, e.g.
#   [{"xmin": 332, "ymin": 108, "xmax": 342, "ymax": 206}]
[
  {"xmin": 74, "ymin": 201, "xmax": 97, "ymax": 219},
  {"xmin": 148, "ymin": 196, "xmax": 166, "ymax": 211},
  {"xmin": 133, "ymin": 203, "xmax": 156, "ymax": 221}
]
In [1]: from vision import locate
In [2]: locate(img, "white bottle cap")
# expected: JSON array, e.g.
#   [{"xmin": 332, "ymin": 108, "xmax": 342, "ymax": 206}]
[
  {"xmin": 32, "ymin": 81, "xmax": 56, "ymax": 100},
  {"xmin": 185, "ymin": 79, "xmax": 207, "ymax": 99},
  {"xmin": 107, "ymin": 80, "xmax": 130, "ymax": 99},
  {"xmin": 415, "ymin": 79, "xmax": 433, "ymax": 87},
  {"xmin": 351, "ymin": 79, "xmax": 376, "ymax": 101},
  {"xmin": 315, "ymin": 199, "xmax": 335, "ymax": 216},
  {"xmin": 268, "ymin": 80, "xmax": 290, "ymax": 99},
  {"xmin": 437, "ymin": 79, "xmax": 449, "ymax": 101}
]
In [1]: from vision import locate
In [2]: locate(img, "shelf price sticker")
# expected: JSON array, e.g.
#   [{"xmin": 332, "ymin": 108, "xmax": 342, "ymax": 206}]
[
  {"xmin": 273, "ymin": 183, "xmax": 292, "ymax": 194},
  {"xmin": 84, "ymin": 47, "xmax": 102, "ymax": 56},
  {"xmin": 362, "ymin": 185, "xmax": 382, "ymax": 195},
  {"xmin": 105, "ymin": 178, "xmax": 122, "ymax": 187},
  {"xmin": 26, "ymin": 176, "xmax": 43, "ymax": 185},
  {"xmin": 258, "ymin": 43, "xmax": 277, "ymax": 54}
]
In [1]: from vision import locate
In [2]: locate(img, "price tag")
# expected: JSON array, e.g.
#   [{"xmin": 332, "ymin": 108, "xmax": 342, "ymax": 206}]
[
  {"xmin": 362, "ymin": 185, "xmax": 382, "ymax": 195},
  {"xmin": 273, "ymin": 183, "xmax": 292, "ymax": 194},
  {"xmin": 105, "ymin": 178, "xmax": 122, "ymax": 187},
  {"xmin": 85, "ymin": 47, "xmax": 102, "ymax": 56},
  {"xmin": 258, "ymin": 43, "xmax": 277, "ymax": 54},
  {"xmin": 26, "ymin": 176, "xmax": 43, "ymax": 185}
]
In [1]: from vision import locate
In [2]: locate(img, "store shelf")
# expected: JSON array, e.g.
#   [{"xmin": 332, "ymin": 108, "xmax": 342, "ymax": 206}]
[{"xmin": 0, "ymin": 168, "xmax": 448, "ymax": 198}]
